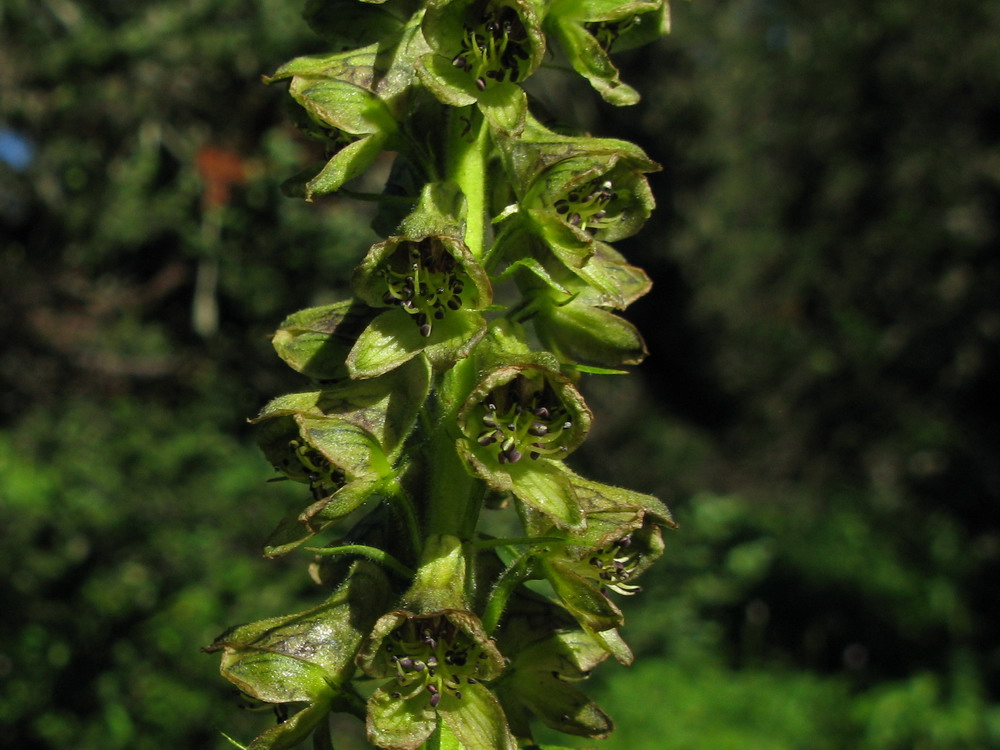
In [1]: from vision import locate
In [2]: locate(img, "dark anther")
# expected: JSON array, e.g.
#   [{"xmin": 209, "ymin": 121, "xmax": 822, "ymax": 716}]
[{"xmin": 476, "ymin": 77, "xmax": 487, "ymax": 91}]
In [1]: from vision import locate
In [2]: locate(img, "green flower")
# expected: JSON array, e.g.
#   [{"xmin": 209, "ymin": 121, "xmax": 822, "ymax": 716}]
[
  {"xmin": 544, "ymin": 0, "xmax": 670, "ymax": 106},
  {"xmin": 252, "ymin": 359, "xmax": 430, "ymax": 556},
  {"xmin": 526, "ymin": 470, "xmax": 675, "ymax": 646},
  {"xmin": 356, "ymin": 535, "xmax": 515, "ymax": 750},
  {"xmin": 455, "ymin": 329, "xmax": 592, "ymax": 529},
  {"xmin": 206, "ymin": 561, "xmax": 392, "ymax": 750},
  {"xmin": 417, "ymin": 0, "xmax": 545, "ymax": 132},
  {"xmin": 495, "ymin": 118, "xmax": 659, "ymax": 268},
  {"xmin": 494, "ymin": 591, "xmax": 613, "ymax": 742},
  {"xmin": 347, "ymin": 181, "xmax": 494, "ymax": 378},
  {"xmin": 514, "ymin": 242, "xmax": 652, "ymax": 367},
  {"xmin": 266, "ymin": 11, "xmax": 427, "ymax": 199},
  {"xmin": 349, "ymin": 233, "xmax": 492, "ymax": 377}
]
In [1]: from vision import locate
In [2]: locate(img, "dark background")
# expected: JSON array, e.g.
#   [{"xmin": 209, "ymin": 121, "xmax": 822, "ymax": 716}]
[{"xmin": 2, "ymin": 0, "xmax": 998, "ymax": 747}]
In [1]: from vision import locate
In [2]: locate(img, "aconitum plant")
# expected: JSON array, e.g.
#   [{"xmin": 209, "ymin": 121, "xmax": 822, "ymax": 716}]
[{"xmin": 206, "ymin": 1, "xmax": 675, "ymax": 748}]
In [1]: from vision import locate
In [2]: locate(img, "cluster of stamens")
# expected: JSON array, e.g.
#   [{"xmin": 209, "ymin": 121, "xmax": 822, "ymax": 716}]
[
  {"xmin": 553, "ymin": 178, "xmax": 618, "ymax": 232},
  {"xmin": 280, "ymin": 439, "xmax": 346, "ymax": 501},
  {"xmin": 451, "ymin": 3, "xmax": 530, "ymax": 91},
  {"xmin": 383, "ymin": 616, "xmax": 488, "ymax": 708},
  {"xmin": 474, "ymin": 376, "xmax": 572, "ymax": 464},
  {"xmin": 579, "ymin": 536, "xmax": 642, "ymax": 595},
  {"xmin": 381, "ymin": 238, "xmax": 467, "ymax": 337},
  {"xmin": 584, "ymin": 16, "xmax": 639, "ymax": 53}
]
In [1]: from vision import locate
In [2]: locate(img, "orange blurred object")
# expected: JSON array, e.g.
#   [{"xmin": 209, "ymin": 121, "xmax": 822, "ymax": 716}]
[{"xmin": 196, "ymin": 146, "xmax": 247, "ymax": 209}]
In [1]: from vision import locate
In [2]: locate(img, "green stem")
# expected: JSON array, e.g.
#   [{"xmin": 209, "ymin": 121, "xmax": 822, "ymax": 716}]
[
  {"xmin": 424, "ymin": 410, "xmax": 476, "ymax": 538},
  {"xmin": 447, "ymin": 107, "xmax": 490, "ymax": 259},
  {"xmin": 388, "ymin": 481, "xmax": 423, "ymax": 559},
  {"xmin": 474, "ymin": 536, "xmax": 563, "ymax": 549},
  {"xmin": 482, "ymin": 551, "xmax": 535, "ymax": 634},
  {"xmin": 303, "ymin": 544, "xmax": 414, "ymax": 579}
]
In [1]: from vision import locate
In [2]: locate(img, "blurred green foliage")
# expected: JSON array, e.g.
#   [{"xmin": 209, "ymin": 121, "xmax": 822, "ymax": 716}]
[{"xmin": 2, "ymin": 0, "xmax": 998, "ymax": 748}]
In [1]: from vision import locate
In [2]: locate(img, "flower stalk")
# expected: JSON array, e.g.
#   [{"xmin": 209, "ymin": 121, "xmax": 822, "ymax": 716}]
[{"xmin": 211, "ymin": 1, "xmax": 676, "ymax": 748}]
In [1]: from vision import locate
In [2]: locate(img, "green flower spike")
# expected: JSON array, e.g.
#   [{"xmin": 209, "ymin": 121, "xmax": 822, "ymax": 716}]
[
  {"xmin": 357, "ymin": 535, "xmax": 515, "ymax": 750},
  {"xmin": 544, "ymin": 0, "xmax": 670, "ymax": 106},
  {"xmin": 456, "ymin": 333, "xmax": 592, "ymax": 529},
  {"xmin": 494, "ymin": 591, "xmax": 613, "ymax": 742},
  {"xmin": 206, "ymin": 560, "xmax": 392, "ymax": 750},
  {"xmin": 252, "ymin": 359, "xmax": 430, "ymax": 556},
  {"xmin": 418, "ymin": 0, "xmax": 545, "ymax": 132}
]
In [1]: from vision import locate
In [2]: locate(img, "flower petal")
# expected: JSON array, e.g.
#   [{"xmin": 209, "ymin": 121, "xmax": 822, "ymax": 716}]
[{"xmin": 440, "ymin": 681, "xmax": 517, "ymax": 750}]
